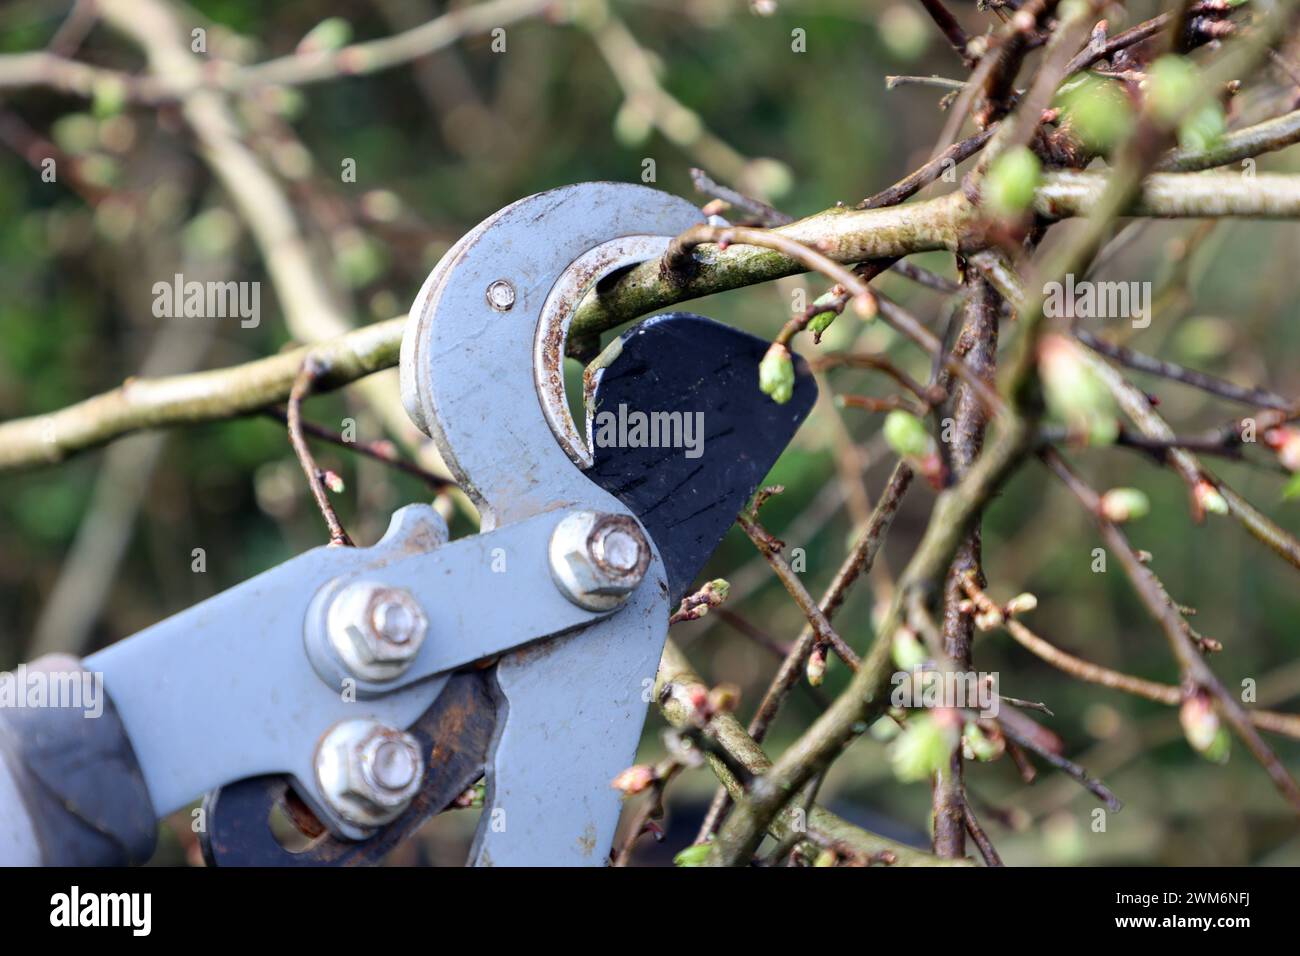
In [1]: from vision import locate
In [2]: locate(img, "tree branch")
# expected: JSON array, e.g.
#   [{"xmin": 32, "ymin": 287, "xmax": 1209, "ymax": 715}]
[
  {"xmin": 0, "ymin": 0, "xmax": 554, "ymax": 100},
  {"xmin": 933, "ymin": 271, "xmax": 1000, "ymax": 859},
  {"xmin": 11, "ymin": 164, "xmax": 1300, "ymax": 471},
  {"xmin": 574, "ymin": 170, "xmax": 1300, "ymax": 346},
  {"xmin": 1043, "ymin": 449, "xmax": 1300, "ymax": 813},
  {"xmin": 964, "ymin": 576, "xmax": 1300, "ymax": 739},
  {"xmin": 0, "ymin": 318, "xmax": 405, "ymax": 470},
  {"xmin": 655, "ymin": 638, "xmax": 966, "ymax": 866}
]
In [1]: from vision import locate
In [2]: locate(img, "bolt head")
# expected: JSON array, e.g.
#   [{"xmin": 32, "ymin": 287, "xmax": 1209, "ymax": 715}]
[
  {"xmin": 365, "ymin": 737, "xmax": 420, "ymax": 792},
  {"xmin": 372, "ymin": 597, "xmax": 417, "ymax": 644},
  {"xmin": 549, "ymin": 511, "xmax": 650, "ymax": 611},
  {"xmin": 486, "ymin": 279, "xmax": 515, "ymax": 312},
  {"xmin": 597, "ymin": 528, "xmax": 642, "ymax": 572},
  {"xmin": 326, "ymin": 582, "xmax": 428, "ymax": 682},
  {"xmin": 316, "ymin": 720, "xmax": 425, "ymax": 828}
]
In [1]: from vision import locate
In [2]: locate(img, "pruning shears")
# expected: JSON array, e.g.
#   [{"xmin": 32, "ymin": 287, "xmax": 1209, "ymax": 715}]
[{"xmin": 0, "ymin": 182, "xmax": 816, "ymax": 867}]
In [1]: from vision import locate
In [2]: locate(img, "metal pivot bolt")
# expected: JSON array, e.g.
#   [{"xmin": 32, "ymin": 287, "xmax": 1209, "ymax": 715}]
[
  {"xmin": 315, "ymin": 719, "xmax": 425, "ymax": 829},
  {"xmin": 548, "ymin": 511, "xmax": 651, "ymax": 611},
  {"xmin": 326, "ymin": 581, "xmax": 428, "ymax": 682},
  {"xmin": 485, "ymin": 279, "xmax": 515, "ymax": 311}
]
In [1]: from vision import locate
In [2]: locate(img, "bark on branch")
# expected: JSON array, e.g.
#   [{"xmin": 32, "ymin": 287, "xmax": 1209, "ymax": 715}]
[
  {"xmin": 571, "ymin": 170, "xmax": 1300, "ymax": 341},
  {"xmin": 8, "ymin": 164, "xmax": 1300, "ymax": 471},
  {"xmin": 0, "ymin": 319, "xmax": 404, "ymax": 470},
  {"xmin": 655, "ymin": 638, "xmax": 967, "ymax": 866}
]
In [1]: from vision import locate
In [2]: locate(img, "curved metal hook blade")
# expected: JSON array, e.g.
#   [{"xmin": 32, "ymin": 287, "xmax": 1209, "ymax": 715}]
[{"xmin": 400, "ymin": 181, "xmax": 705, "ymax": 528}]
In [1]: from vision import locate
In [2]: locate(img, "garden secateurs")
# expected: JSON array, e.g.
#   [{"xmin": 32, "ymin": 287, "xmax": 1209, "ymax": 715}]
[{"xmin": 0, "ymin": 182, "xmax": 816, "ymax": 867}]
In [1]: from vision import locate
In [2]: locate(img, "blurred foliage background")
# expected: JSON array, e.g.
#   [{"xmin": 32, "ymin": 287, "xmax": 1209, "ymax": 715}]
[{"xmin": 1, "ymin": 0, "xmax": 1299, "ymax": 866}]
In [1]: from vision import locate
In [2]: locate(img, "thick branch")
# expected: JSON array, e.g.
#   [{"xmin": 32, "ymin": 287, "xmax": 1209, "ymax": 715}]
[
  {"xmin": 11, "ymin": 164, "xmax": 1300, "ymax": 470},
  {"xmin": 0, "ymin": 318, "xmax": 405, "ymax": 470},
  {"xmin": 1034, "ymin": 171, "xmax": 1300, "ymax": 220},
  {"xmin": 574, "ymin": 171, "xmax": 1300, "ymax": 344}
]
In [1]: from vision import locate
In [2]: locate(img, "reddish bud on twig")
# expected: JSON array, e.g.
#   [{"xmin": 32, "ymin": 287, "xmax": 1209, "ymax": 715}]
[
  {"xmin": 806, "ymin": 642, "xmax": 828, "ymax": 687},
  {"xmin": 612, "ymin": 764, "xmax": 657, "ymax": 795},
  {"xmin": 1193, "ymin": 480, "xmax": 1229, "ymax": 516}
]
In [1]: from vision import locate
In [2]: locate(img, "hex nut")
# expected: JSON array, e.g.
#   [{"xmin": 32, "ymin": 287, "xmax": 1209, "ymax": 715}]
[
  {"xmin": 315, "ymin": 719, "xmax": 425, "ymax": 829},
  {"xmin": 325, "ymin": 581, "xmax": 428, "ymax": 682},
  {"xmin": 549, "ymin": 511, "xmax": 650, "ymax": 611}
]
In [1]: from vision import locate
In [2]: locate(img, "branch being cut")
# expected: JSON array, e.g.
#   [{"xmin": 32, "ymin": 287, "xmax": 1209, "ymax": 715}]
[
  {"xmin": 572, "ymin": 170, "xmax": 1300, "ymax": 344},
  {"xmin": 0, "ymin": 318, "xmax": 405, "ymax": 470},
  {"xmin": 8, "ymin": 164, "xmax": 1300, "ymax": 471}
]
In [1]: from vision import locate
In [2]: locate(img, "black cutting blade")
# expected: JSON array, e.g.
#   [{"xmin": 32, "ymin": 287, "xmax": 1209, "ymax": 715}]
[{"xmin": 585, "ymin": 312, "xmax": 817, "ymax": 601}]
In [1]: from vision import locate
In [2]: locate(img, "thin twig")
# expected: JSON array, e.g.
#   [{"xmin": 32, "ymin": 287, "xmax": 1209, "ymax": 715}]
[
  {"xmin": 964, "ymin": 577, "xmax": 1300, "ymax": 738},
  {"xmin": 288, "ymin": 358, "xmax": 354, "ymax": 547},
  {"xmin": 1075, "ymin": 327, "xmax": 1295, "ymax": 411},
  {"xmin": 696, "ymin": 462, "xmax": 914, "ymax": 844},
  {"xmin": 263, "ymin": 407, "xmax": 455, "ymax": 491},
  {"xmin": 690, "ymin": 168, "xmax": 793, "ymax": 226},
  {"xmin": 964, "ymin": 803, "xmax": 1004, "ymax": 866},
  {"xmin": 915, "ymin": 0, "xmax": 972, "ymax": 64},
  {"xmin": 891, "ymin": 259, "xmax": 962, "ymax": 293},
  {"xmin": 612, "ymin": 764, "xmax": 679, "ymax": 867},
  {"xmin": 997, "ymin": 716, "xmax": 1123, "ymax": 812},
  {"xmin": 810, "ymin": 354, "xmax": 939, "ymax": 404},
  {"xmin": 858, "ymin": 128, "xmax": 995, "ymax": 210},
  {"xmin": 735, "ymin": 512, "xmax": 861, "ymax": 671},
  {"xmin": 886, "ymin": 74, "xmax": 967, "ymax": 91},
  {"xmin": 1085, "ymin": 351, "xmax": 1300, "ymax": 570},
  {"xmin": 754, "ymin": 461, "xmax": 912, "ymax": 735},
  {"xmin": 1043, "ymin": 448, "xmax": 1300, "ymax": 813}
]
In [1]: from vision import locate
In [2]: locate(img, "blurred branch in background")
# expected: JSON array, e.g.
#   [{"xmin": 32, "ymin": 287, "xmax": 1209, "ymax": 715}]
[{"xmin": 0, "ymin": 0, "xmax": 555, "ymax": 100}]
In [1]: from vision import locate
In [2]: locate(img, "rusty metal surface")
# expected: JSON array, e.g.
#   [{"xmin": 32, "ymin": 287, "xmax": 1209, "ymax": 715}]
[
  {"xmin": 202, "ymin": 670, "xmax": 496, "ymax": 866},
  {"xmin": 534, "ymin": 234, "xmax": 677, "ymax": 469}
]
